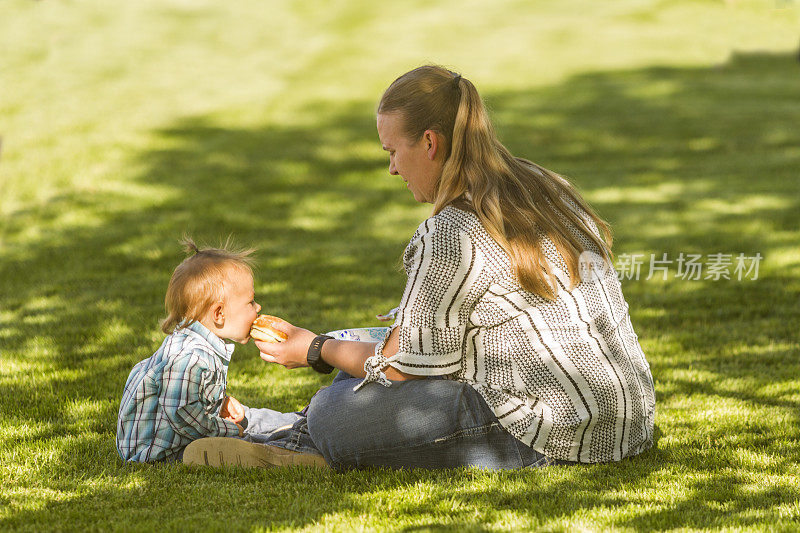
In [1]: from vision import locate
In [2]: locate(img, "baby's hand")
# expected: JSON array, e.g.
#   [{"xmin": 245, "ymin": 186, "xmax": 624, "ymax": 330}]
[{"xmin": 220, "ymin": 395, "xmax": 245, "ymax": 424}]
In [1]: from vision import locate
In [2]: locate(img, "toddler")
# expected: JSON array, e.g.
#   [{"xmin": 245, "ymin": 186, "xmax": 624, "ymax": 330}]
[{"xmin": 116, "ymin": 238, "xmax": 260, "ymax": 462}]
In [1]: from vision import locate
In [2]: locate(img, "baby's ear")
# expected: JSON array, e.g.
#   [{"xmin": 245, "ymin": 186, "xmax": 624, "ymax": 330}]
[{"xmin": 210, "ymin": 301, "xmax": 225, "ymax": 325}]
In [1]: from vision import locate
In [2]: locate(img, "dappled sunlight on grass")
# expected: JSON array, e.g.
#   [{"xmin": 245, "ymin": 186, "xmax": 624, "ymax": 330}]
[
  {"xmin": 63, "ymin": 398, "xmax": 110, "ymax": 430},
  {"xmin": 288, "ymin": 192, "xmax": 366, "ymax": 232},
  {"xmin": 1, "ymin": 0, "xmax": 799, "ymax": 527},
  {"xmin": 693, "ymin": 195, "xmax": 796, "ymax": 216},
  {"xmin": 586, "ymin": 180, "xmax": 711, "ymax": 205}
]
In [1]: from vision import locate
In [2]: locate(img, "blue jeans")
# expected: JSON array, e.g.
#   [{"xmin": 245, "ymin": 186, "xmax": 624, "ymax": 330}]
[{"xmin": 242, "ymin": 371, "xmax": 555, "ymax": 471}]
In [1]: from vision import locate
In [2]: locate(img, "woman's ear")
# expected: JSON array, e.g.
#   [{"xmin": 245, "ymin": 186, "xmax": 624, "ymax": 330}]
[{"xmin": 424, "ymin": 129, "xmax": 440, "ymax": 161}]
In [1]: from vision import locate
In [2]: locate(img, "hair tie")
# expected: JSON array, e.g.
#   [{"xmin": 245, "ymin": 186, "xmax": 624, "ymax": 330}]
[
  {"xmin": 181, "ymin": 237, "xmax": 201, "ymax": 256},
  {"xmin": 453, "ymin": 74, "xmax": 462, "ymax": 86}
]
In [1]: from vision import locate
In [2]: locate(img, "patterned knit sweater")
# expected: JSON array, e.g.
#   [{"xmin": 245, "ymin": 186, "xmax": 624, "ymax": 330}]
[{"xmin": 374, "ymin": 204, "xmax": 656, "ymax": 463}]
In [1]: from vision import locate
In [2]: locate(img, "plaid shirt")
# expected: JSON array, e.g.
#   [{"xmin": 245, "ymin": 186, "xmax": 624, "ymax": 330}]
[{"xmin": 116, "ymin": 321, "xmax": 240, "ymax": 462}]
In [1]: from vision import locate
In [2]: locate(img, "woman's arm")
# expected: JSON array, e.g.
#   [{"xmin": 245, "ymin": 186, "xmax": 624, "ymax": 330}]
[
  {"xmin": 254, "ymin": 319, "xmax": 421, "ymax": 381},
  {"xmin": 319, "ymin": 326, "xmax": 419, "ymax": 380}
]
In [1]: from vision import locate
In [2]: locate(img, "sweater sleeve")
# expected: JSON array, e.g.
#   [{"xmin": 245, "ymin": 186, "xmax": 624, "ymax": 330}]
[{"xmin": 377, "ymin": 217, "xmax": 485, "ymax": 376}]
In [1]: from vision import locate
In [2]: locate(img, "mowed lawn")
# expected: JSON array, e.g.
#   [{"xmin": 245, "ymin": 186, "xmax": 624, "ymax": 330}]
[{"xmin": 1, "ymin": 1, "xmax": 799, "ymax": 531}]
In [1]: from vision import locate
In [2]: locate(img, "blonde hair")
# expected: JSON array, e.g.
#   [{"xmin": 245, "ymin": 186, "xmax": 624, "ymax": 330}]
[
  {"xmin": 161, "ymin": 237, "xmax": 256, "ymax": 333},
  {"xmin": 378, "ymin": 65, "xmax": 613, "ymax": 300}
]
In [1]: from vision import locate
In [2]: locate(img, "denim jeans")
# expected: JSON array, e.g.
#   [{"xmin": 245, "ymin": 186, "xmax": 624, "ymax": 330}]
[{"xmin": 241, "ymin": 371, "xmax": 555, "ymax": 471}]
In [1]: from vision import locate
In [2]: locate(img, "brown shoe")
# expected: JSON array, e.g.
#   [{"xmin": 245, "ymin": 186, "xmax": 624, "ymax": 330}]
[{"xmin": 182, "ymin": 438, "xmax": 328, "ymax": 469}]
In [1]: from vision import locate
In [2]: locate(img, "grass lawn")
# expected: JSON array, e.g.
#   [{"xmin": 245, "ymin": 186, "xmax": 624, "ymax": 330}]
[{"xmin": 2, "ymin": 0, "xmax": 799, "ymax": 530}]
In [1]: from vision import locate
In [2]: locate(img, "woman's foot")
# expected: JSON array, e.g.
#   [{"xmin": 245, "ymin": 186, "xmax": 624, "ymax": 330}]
[{"xmin": 182, "ymin": 438, "xmax": 328, "ymax": 468}]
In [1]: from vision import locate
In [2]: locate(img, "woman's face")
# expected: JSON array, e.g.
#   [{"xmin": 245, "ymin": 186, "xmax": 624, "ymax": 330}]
[{"xmin": 377, "ymin": 112, "xmax": 443, "ymax": 204}]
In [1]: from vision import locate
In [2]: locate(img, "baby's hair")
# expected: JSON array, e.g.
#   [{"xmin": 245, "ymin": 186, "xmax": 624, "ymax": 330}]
[{"xmin": 161, "ymin": 235, "xmax": 256, "ymax": 334}]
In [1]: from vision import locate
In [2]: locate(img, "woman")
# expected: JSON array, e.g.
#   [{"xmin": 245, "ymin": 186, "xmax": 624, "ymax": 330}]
[{"xmin": 182, "ymin": 65, "xmax": 655, "ymax": 470}]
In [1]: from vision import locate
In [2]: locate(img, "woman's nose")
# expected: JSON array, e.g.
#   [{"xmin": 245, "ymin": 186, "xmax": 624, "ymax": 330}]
[{"xmin": 389, "ymin": 161, "xmax": 397, "ymax": 175}]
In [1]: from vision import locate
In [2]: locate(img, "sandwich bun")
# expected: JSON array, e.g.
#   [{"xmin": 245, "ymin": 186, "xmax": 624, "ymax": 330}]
[{"xmin": 250, "ymin": 315, "xmax": 288, "ymax": 343}]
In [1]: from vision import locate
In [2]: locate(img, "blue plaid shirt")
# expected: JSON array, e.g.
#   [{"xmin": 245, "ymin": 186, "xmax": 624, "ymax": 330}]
[{"xmin": 116, "ymin": 321, "xmax": 241, "ymax": 462}]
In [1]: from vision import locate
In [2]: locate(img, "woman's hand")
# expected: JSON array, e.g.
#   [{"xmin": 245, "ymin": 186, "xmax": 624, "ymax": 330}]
[{"xmin": 254, "ymin": 317, "xmax": 316, "ymax": 369}]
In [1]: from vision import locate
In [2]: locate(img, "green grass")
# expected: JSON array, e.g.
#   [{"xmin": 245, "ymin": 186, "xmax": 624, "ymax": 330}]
[{"xmin": 2, "ymin": 0, "xmax": 800, "ymax": 531}]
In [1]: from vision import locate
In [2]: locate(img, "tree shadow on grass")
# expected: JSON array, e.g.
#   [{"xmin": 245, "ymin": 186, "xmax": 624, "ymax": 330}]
[{"xmin": 1, "ymin": 51, "xmax": 800, "ymax": 530}]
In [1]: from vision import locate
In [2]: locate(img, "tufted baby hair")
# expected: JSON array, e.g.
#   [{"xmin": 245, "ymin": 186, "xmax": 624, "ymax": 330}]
[
  {"xmin": 160, "ymin": 236, "xmax": 256, "ymax": 334},
  {"xmin": 378, "ymin": 65, "xmax": 613, "ymax": 301}
]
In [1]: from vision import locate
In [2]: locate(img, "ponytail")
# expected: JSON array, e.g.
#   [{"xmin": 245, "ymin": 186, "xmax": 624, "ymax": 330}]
[{"xmin": 378, "ymin": 65, "xmax": 612, "ymax": 300}]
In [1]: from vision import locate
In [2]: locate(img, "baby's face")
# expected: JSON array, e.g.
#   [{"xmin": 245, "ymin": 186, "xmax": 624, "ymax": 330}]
[{"xmin": 222, "ymin": 268, "xmax": 261, "ymax": 344}]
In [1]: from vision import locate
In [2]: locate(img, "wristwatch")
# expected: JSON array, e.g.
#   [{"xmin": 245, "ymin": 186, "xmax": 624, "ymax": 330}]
[{"xmin": 307, "ymin": 334, "xmax": 335, "ymax": 374}]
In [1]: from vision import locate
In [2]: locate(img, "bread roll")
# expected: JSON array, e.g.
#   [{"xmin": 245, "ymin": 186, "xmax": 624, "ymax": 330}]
[{"xmin": 250, "ymin": 315, "xmax": 288, "ymax": 343}]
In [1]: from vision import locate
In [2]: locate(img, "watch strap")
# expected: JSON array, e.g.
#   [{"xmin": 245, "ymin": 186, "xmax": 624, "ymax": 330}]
[{"xmin": 307, "ymin": 334, "xmax": 335, "ymax": 374}]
